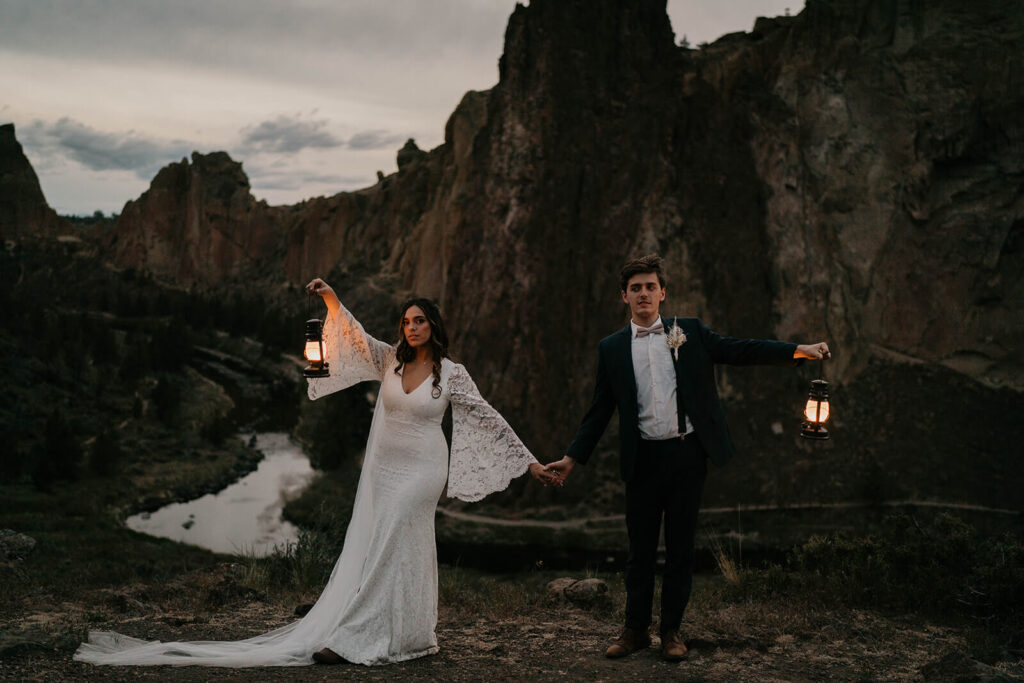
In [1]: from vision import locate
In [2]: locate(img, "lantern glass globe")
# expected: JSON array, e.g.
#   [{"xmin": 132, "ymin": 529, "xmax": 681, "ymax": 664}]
[
  {"xmin": 304, "ymin": 340, "xmax": 323, "ymax": 362},
  {"xmin": 803, "ymin": 398, "xmax": 830, "ymax": 423}
]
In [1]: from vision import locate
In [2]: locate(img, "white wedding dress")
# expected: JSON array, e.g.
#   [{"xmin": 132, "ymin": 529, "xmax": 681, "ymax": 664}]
[{"xmin": 74, "ymin": 302, "xmax": 537, "ymax": 667}]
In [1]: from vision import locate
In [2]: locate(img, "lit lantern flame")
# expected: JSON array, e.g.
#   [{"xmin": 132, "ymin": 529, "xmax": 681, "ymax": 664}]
[
  {"xmin": 304, "ymin": 340, "xmax": 322, "ymax": 362},
  {"xmin": 803, "ymin": 398, "xmax": 830, "ymax": 423}
]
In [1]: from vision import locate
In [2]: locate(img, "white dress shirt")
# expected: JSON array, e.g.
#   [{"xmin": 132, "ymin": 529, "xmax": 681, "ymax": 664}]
[{"xmin": 631, "ymin": 319, "xmax": 694, "ymax": 440}]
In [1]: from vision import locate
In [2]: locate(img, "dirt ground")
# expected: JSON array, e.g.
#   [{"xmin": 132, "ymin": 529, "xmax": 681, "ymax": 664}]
[{"xmin": 4, "ymin": 581, "xmax": 1022, "ymax": 682}]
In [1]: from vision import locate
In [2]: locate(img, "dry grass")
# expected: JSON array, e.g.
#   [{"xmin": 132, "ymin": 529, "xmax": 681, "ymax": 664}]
[
  {"xmin": 439, "ymin": 565, "xmax": 543, "ymax": 619},
  {"xmin": 705, "ymin": 527, "xmax": 742, "ymax": 586}
]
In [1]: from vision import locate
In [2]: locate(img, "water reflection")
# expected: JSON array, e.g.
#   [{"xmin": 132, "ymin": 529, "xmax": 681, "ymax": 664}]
[{"xmin": 126, "ymin": 433, "xmax": 317, "ymax": 556}]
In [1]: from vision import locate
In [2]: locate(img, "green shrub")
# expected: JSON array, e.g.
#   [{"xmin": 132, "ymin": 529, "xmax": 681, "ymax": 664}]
[
  {"xmin": 151, "ymin": 375, "xmax": 182, "ymax": 424},
  {"xmin": 201, "ymin": 414, "xmax": 234, "ymax": 446},
  {"xmin": 89, "ymin": 430, "xmax": 124, "ymax": 476},
  {"xmin": 787, "ymin": 513, "xmax": 1023, "ymax": 622},
  {"xmin": 240, "ymin": 503, "xmax": 350, "ymax": 596},
  {"xmin": 31, "ymin": 411, "xmax": 83, "ymax": 489}
]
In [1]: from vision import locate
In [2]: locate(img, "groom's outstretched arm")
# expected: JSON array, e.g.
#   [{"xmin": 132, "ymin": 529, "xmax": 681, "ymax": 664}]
[
  {"xmin": 699, "ymin": 320, "xmax": 830, "ymax": 366},
  {"xmin": 549, "ymin": 345, "xmax": 616, "ymax": 483},
  {"xmin": 699, "ymin": 320, "xmax": 799, "ymax": 367}
]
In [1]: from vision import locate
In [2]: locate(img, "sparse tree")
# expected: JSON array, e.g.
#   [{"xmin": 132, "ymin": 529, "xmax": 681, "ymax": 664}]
[
  {"xmin": 32, "ymin": 411, "xmax": 83, "ymax": 489},
  {"xmin": 201, "ymin": 413, "xmax": 234, "ymax": 446},
  {"xmin": 89, "ymin": 430, "xmax": 124, "ymax": 476},
  {"xmin": 151, "ymin": 375, "xmax": 182, "ymax": 424}
]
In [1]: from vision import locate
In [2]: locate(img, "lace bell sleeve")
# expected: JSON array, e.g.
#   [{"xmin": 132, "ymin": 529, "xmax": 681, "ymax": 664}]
[
  {"xmin": 306, "ymin": 302, "xmax": 396, "ymax": 400},
  {"xmin": 446, "ymin": 362, "xmax": 539, "ymax": 502}
]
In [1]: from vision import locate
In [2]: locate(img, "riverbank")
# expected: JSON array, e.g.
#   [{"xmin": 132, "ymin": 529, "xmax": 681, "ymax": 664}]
[
  {"xmin": 126, "ymin": 433, "xmax": 316, "ymax": 555},
  {"xmin": 0, "ymin": 432, "xmax": 262, "ymax": 608}
]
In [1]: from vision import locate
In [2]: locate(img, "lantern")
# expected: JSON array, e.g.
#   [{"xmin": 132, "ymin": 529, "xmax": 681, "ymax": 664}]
[
  {"xmin": 303, "ymin": 318, "xmax": 329, "ymax": 378},
  {"xmin": 800, "ymin": 378, "xmax": 830, "ymax": 440}
]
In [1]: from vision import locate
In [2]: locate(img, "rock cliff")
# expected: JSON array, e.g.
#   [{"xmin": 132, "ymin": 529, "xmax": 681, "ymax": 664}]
[
  {"xmin": 0, "ymin": 123, "xmax": 65, "ymax": 240},
  {"xmin": 110, "ymin": 152, "xmax": 279, "ymax": 285},
  {"xmin": 8, "ymin": 0, "xmax": 1023, "ymax": 509}
]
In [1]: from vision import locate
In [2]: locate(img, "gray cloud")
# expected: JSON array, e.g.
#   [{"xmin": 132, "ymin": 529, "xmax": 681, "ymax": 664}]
[
  {"xmin": 22, "ymin": 118, "xmax": 194, "ymax": 178},
  {"xmin": 1, "ymin": 1, "xmax": 801, "ymax": 78},
  {"xmin": 239, "ymin": 116, "xmax": 342, "ymax": 154},
  {"xmin": 246, "ymin": 168, "xmax": 370, "ymax": 192},
  {"xmin": 21, "ymin": 115, "xmax": 356, "ymax": 182},
  {"xmin": 347, "ymin": 130, "xmax": 407, "ymax": 151},
  {"xmin": 0, "ymin": 1, "xmax": 512, "ymax": 92}
]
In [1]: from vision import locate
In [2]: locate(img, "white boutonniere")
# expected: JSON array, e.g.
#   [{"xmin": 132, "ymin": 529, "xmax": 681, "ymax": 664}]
[{"xmin": 665, "ymin": 317, "xmax": 687, "ymax": 360}]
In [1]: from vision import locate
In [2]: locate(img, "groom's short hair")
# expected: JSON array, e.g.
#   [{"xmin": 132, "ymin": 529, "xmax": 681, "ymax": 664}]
[{"xmin": 620, "ymin": 254, "xmax": 666, "ymax": 291}]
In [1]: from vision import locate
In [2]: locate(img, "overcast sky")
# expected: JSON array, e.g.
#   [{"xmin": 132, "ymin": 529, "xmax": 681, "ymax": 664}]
[{"xmin": 1, "ymin": 0, "xmax": 802, "ymax": 215}]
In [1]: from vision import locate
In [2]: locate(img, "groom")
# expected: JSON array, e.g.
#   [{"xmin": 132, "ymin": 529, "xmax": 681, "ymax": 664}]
[{"xmin": 545, "ymin": 254, "xmax": 829, "ymax": 661}]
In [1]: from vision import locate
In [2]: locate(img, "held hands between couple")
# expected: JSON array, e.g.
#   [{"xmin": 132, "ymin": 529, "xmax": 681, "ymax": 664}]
[
  {"xmin": 527, "ymin": 459, "xmax": 573, "ymax": 489},
  {"xmin": 528, "ymin": 463, "xmax": 564, "ymax": 488},
  {"xmin": 538, "ymin": 457, "xmax": 574, "ymax": 489}
]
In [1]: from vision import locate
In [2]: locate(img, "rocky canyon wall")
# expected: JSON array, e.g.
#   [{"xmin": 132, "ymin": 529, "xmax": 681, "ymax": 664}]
[
  {"xmin": 0, "ymin": 123, "xmax": 65, "ymax": 241},
  {"xmin": 10, "ymin": 0, "xmax": 1021, "ymax": 506}
]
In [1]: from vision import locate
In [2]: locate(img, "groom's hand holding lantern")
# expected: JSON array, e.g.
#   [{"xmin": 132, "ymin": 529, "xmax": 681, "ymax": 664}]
[{"xmin": 794, "ymin": 342, "xmax": 831, "ymax": 360}]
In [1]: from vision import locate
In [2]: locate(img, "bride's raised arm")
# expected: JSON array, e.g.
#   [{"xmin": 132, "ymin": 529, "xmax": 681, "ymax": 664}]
[{"xmin": 305, "ymin": 278, "xmax": 395, "ymax": 400}]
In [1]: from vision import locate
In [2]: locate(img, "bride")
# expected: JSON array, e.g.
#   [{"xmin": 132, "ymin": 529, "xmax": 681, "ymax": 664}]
[{"xmin": 75, "ymin": 279, "xmax": 559, "ymax": 667}]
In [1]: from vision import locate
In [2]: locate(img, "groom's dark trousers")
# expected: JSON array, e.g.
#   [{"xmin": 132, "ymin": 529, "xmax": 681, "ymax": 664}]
[
  {"xmin": 626, "ymin": 435, "xmax": 707, "ymax": 632},
  {"xmin": 567, "ymin": 317, "xmax": 798, "ymax": 633}
]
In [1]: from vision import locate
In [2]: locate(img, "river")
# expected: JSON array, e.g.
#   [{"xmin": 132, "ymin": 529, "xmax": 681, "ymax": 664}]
[{"xmin": 126, "ymin": 433, "xmax": 317, "ymax": 556}]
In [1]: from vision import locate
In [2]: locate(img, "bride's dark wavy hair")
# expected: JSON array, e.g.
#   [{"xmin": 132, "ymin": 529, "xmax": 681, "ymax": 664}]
[{"xmin": 394, "ymin": 297, "xmax": 449, "ymax": 399}]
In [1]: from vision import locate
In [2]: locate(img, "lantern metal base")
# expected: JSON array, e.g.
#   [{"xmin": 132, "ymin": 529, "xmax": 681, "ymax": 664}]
[
  {"xmin": 800, "ymin": 423, "xmax": 830, "ymax": 440},
  {"xmin": 304, "ymin": 363, "xmax": 330, "ymax": 378}
]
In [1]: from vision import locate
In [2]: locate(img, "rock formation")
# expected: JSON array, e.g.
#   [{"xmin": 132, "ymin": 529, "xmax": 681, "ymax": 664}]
[
  {"xmin": 0, "ymin": 123, "xmax": 65, "ymax": 241},
  {"xmin": 110, "ymin": 152, "xmax": 279, "ymax": 285},
  {"xmin": 6, "ymin": 0, "xmax": 1022, "ymax": 509},
  {"xmin": 396, "ymin": 139, "xmax": 428, "ymax": 170}
]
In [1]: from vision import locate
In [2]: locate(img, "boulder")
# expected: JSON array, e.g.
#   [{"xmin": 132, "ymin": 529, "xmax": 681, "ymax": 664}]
[
  {"xmin": 546, "ymin": 577, "xmax": 610, "ymax": 608},
  {"xmin": 545, "ymin": 577, "xmax": 577, "ymax": 601},
  {"xmin": 0, "ymin": 529, "xmax": 36, "ymax": 563},
  {"xmin": 565, "ymin": 578, "xmax": 610, "ymax": 606},
  {"xmin": 919, "ymin": 651, "xmax": 1016, "ymax": 682},
  {"xmin": 105, "ymin": 592, "xmax": 153, "ymax": 616},
  {"xmin": 190, "ymin": 562, "xmax": 262, "ymax": 608}
]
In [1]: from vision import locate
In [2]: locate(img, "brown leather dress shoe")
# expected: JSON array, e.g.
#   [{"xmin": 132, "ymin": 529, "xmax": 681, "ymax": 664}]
[
  {"xmin": 312, "ymin": 647, "xmax": 347, "ymax": 665},
  {"xmin": 660, "ymin": 630, "xmax": 688, "ymax": 661},
  {"xmin": 605, "ymin": 627, "xmax": 652, "ymax": 658}
]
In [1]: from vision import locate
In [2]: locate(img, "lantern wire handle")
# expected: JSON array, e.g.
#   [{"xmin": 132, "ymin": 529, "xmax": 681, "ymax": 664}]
[
  {"xmin": 818, "ymin": 344, "xmax": 832, "ymax": 379},
  {"xmin": 306, "ymin": 288, "xmax": 322, "ymax": 322}
]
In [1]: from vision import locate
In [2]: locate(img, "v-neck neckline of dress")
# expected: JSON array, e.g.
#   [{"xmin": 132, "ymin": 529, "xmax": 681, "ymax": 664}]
[{"xmin": 399, "ymin": 366, "xmax": 432, "ymax": 395}]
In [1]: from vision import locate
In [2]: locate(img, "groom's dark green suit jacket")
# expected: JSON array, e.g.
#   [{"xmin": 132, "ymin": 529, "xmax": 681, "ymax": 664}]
[{"xmin": 566, "ymin": 316, "xmax": 799, "ymax": 482}]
